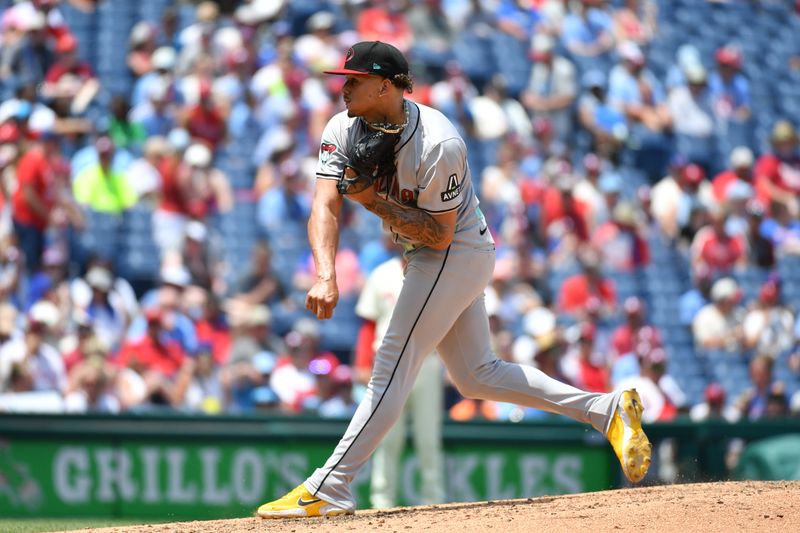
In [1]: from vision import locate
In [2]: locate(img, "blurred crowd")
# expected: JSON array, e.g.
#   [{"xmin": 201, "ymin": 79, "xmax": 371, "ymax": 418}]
[{"xmin": 1, "ymin": 0, "xmax": 800, "ymax": 424}]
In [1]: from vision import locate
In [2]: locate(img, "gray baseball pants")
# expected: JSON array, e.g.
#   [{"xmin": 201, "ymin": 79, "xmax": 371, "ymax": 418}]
[{"xmin": 305, "ymin": 241, "xmax": 621, "ymax": 509}]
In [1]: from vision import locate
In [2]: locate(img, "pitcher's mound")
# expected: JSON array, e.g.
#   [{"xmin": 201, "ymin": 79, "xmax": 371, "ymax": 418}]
[{"xmin": 77, "ymin": 481, "xmax": 800, "ymax": 533}]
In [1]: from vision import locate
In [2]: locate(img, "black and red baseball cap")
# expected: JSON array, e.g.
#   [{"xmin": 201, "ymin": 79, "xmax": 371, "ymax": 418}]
[{"xmin": 324, "ymin": 41, "xmax": 409, "ymax": 78}]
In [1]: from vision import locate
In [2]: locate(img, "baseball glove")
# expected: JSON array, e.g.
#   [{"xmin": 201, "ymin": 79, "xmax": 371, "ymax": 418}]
[{"xmin": 337, "ymin": 130, "xmax": 399, "ymax": 195}]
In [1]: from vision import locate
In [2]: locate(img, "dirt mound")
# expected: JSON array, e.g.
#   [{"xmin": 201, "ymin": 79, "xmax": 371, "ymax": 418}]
[{"xmin": 72, "ymin": 481, "xmax": 800, "ymax": 533}]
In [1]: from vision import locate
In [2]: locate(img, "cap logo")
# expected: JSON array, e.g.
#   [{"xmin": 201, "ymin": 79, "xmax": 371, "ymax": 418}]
[
  {"xmin": 373, "ymin": 63, "xmax": 381, "ymax": 70},
  {"xmin": 345, "ymin": 47, "xmax": 354, "ymax": 62}
]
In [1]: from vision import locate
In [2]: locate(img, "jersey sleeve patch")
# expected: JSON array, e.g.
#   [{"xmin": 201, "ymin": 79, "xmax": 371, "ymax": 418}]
[{"xmin": 440, "ymin": 173, "xmax": 463, "ymax": 202}]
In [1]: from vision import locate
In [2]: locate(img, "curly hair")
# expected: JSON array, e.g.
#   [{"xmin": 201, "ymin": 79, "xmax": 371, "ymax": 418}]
[{"xmin": 390, "ymin": 73, "xmax": 414, "ymax": 93}]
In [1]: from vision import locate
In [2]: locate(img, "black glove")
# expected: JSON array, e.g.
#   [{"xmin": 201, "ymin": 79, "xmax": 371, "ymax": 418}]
[{"xmin": 337, "ymin": 130, "xmax": 399, "ymax": 195}]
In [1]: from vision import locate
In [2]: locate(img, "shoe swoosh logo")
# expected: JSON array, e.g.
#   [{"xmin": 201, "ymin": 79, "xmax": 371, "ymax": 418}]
[
  {"xmin": 298, "ymin": 497, "xmax": 322, "ymax": 506},
  {"xmin": 479, "ymin": 226, "xmax": 488, "ymax": 235}
]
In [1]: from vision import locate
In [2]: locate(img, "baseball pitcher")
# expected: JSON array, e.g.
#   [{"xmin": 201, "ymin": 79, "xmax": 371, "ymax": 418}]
[{"xmin": 258, "ymin": 41, "xmax": 651, "ymax": 519}]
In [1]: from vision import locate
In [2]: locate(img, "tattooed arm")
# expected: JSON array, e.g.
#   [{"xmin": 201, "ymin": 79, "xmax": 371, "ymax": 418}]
[{"xmin": 346, "ymin": 170, "xmax": 456, "ymax": 250}]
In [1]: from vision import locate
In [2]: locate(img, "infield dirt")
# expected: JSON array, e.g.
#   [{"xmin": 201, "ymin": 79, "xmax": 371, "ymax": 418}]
[{"xmin": 67, "ymin": 480, "xmax": 800, "ymax": 533}]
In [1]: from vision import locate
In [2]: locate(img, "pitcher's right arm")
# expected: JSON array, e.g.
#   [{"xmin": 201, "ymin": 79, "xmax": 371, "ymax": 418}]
[{"xmin": 306, "ymin": 179, "xmax": 344, "ymax": 319}]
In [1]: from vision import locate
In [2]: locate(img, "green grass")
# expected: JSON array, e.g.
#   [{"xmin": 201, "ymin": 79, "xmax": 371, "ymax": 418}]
[{"xmin": 0, "ymin": 518, "xmax": 167, "ymax": 533}]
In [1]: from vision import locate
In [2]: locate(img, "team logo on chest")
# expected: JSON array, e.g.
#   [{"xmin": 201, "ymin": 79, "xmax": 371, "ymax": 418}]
[
  {"xmin": 441, "ymin": 173, "xmax": 462, "ymax": 202},
  {"xmin": 377, "ymin": 172, "xmax": 417, "ymax": 206}
]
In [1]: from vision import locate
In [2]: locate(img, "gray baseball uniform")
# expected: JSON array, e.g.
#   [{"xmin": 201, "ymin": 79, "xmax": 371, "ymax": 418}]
[{"xmin": 305, "ymin": 101, "xmax": 623, "ymax": 509}]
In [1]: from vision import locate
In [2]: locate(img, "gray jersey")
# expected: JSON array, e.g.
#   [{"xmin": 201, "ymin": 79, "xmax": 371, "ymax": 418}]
[{"xmin": 316, "ymin": 101, "xmax": 493, "ymax": 250}]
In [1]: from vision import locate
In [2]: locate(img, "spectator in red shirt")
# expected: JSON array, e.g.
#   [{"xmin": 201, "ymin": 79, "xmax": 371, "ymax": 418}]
[
  {"xmin": 561, "ymin": 322, "xmax": 610, "ymax": 393},
  {"xmin": 153, "ymin": 130, "xmax": 192, "ymax": 257},
  {"xmin": 558, "ymin": 250, "xmax": 617, "ymax": 318},
  {"xmin": 691, "ymin": 204, "xmax": 746, "ymax": 276},
  {"xmin": 183, "ymin": 82, "xmax": 225, "ymax": 151},
  {"xmin": 116, "ymin": 307, "xmax": 186, "ymax": 379},
  {"xmin": 357, "ymin": 0, "xmax": 414, "ymax": 54},
  {"xmin": 754, "ymin": 120, "xmax": 800, "ymax": 216},
  {"xmin": 712, "ymin": 146, "xmax": 757, "ymax": 204},
  {"xmin": 541, "ymin": 174, "xmax": 591, "ymax": 263},
  {"xmin": 611, "ymin": 296, "xmax": 662, "ymax": 360},
  {"xmin": 42, "ymin": 33, "xmax": 99, "ymax": 112},
  {"xmin": 11, "ymin": 131, "xmax": 62, "ymax": 272},
  {"xmin": 591, "ymin": 201, "xmax": 650, "ymax": 271}
]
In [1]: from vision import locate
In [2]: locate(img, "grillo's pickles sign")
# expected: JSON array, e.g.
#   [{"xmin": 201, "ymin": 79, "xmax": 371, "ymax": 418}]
[{"xmin": 0, "ymin": 420, "xmax": 614, "ymax": 519}]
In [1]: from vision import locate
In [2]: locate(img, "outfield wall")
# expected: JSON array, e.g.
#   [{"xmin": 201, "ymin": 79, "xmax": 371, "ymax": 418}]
[{"xmin": 0, "ymin": 414, "xmax": 797, "ymax": 519}]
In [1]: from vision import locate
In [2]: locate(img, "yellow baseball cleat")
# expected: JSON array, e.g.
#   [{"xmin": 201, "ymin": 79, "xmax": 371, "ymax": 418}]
[
  {"xmin": 606, "ymin": 389, "xmax": 652, "ymax": 483},
  {"xmin": 257, "ymin": 483, "xmax": 354, "ymax": 519}
]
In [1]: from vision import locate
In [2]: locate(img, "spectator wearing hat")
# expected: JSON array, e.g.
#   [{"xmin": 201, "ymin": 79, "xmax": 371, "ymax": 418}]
[
  {"xmin": 576, "ymin": 70, "xmax": 627, "ymax": 159},
  {"xmin": 293, "ymin": 12, "xmax": 344, "ymax": 75},
  {"xmin": 124, "ymin": 136, "xmax": 169, "ymax": 202},
  {"xmin": 183, "ymin": 220, "xmax": 224, "ymax": 295},
  {"xmin": 0, "ymin": 310, "xmax": 65, "ymax": 394},
  {"xmin": 61, "ymin": 312, "xmax": 104, "ymax": 373},
  {"xmin": 668, "ymin": 63, "xmax": 717, "ymax": 173},
  {"xmin": 152, "ymin": 129, "xmax": 193, "ymax": 255},
  {"xmin": 270, "ymin": 318, "xmax": 326, "ymax": 412},
  {"xmin": 0, "ymin": 7, "xmax": 52, "ymax": 92},
  {"xmin": 690, "ymin": 383, "xmax": 738, "ymax": 422},
  {"xmin": 708, "ymin": 45, "xmax": 752, "ymax": 149},
  {"xmin": 591, "ymin": 200, "xmax": 650, "ymax": 271},
  {"xmin": 174, "ymin": 341, "xmax": 226, "ymax": 414},
  {"xmin": 558, "ymin": 249, "xmax": 617, "ymax": 318},
  {"xmin": 754, "ymin": 120, "xmax": 800, "ymax": 217},
  {"xmin": 608, "ymin": 41, "xmax": 672, "ymax": 181},
  {"xmin": 226, "ymin": 349, "xmax": 279, "ymax": 413},
  {"xmin": 182, "ymin": 80, "xmax": 226, "ymax": 152},
  {"xmin": 617, "ymin": 347, "xmax": 684, "ymax": 423},
  {"xmin": 227, "ymin": 304, "xmax": 282, "ymax": 365},
  {"xmin": 561, "ymin": 0, "xmax": 614, "ymax": 70},
  {"xmin": 72, "ymin": 135, "xmax": 138, "ymax": 215},
  {"xmin": 758, "ymin": 200, "xmax": 800, "ymax": 256},
  {"xmin": 596, "ymin": 170, "xmax": 626, "ymax": 228},
  {"xmin": 541, "ymin": 172, "xmax": 591, "ymax": 248},
  {"xmin": 41, "ymin": 32, "xmax": 99, "ymax": 113},
  {"xmin": 743, "ymin": 280, "xmax": 795, "ymax": 360},
  {"xmin": 561, "ymin": 322, "xmax": 610, "ymax": 393},
  {"xmin": 651, "ymin": 160, "xmax": 714, "ymax": 242},
  {"xmin": 129, "ymin": 79, "xmax": 177, "ymax": 139},
  {"xmin": 690, "ymin": 203, "xmax": 746, "ymax": 277},
  {"xmin": 182, "ymin": 285, "xmax": 230, "ymax": 365},
  {"xmin": 573, "ymin": 153, "xmax": 608, "ymax": 230},
  {"xmin": 665, "ymin": 43, "xmax": 701, "ymax": 93},
  {"xmin": 612, "ymin": 0, "xmax": 657, "ymax": 46},
  {"xmin": 132, "ymin": 46, "xmax": 178, "ymax": 108},
  {"xmin": 712, "ymin": 146, "xmax": 757, "ymax": 205},
  {"xmin": 76, "ymin": 266, "xmax": 129, "ymax": 351},
  {"xmin": 11, "ymin": 129, "xmax": 67, "ymax": 272},
  {"xmin": 64, "ymin": 355, "xmax": 120, "ymax": 413},
  {"xmin": 692, "ymin": 277, "xmax": 745, "ymax": 353},
  {"xmin": 735, "ymin": 356, "xmax": 787, "ymax": 421},
  {"xmin": 116, "ymin": 307, "xmax": 186, "ymax": 379},
  {"xmin": 127, "ymin": 21, "xmax": 157, "ymax": 79},
  {"xmin": 611, "ymin": 296, "xmax": 662, "ymax": 360},
  {"xmin": 181, "ymin": 142, "xmax": 233, "ymax": 220},
  {"xmin": 303, "ymin": 354, "xmax": 356, "ymax": 418},
  {"xmin": 128, "ymin": 265, "xmax": 198, "ymax": 356},
  {"xmin": 522, "ymin": 33, "xmax": 577, "ymax": 142}
]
